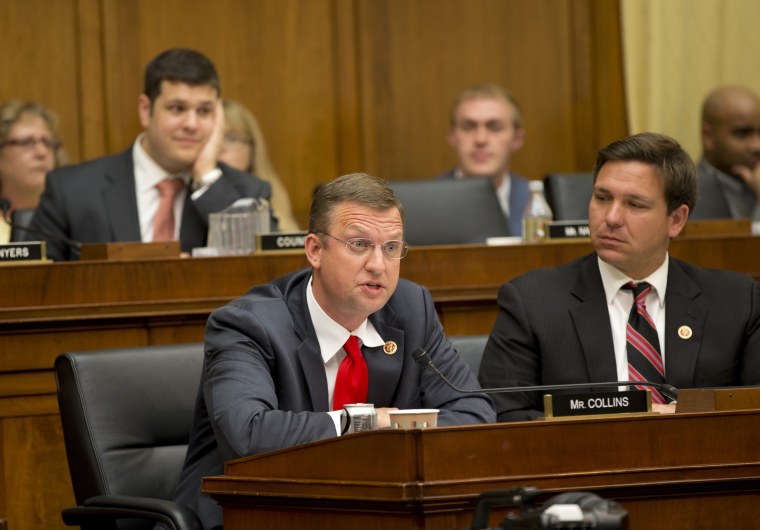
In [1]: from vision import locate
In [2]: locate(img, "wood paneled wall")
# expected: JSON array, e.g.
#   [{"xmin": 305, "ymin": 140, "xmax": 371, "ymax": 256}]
[
  {"xmin": 0, "ymin": 0, "xmax": 626, "ymax": 228},
  {"xmin": 0, "ymin": 2, "xmax": 626, "ymax": 527}
]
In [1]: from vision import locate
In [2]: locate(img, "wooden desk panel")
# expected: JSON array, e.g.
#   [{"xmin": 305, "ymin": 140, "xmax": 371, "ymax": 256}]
[
  {"xmin": 1, "ymin": 235, "xmax": 759, "ymax": 530},
  {"xmin": 206, "ymin": 410, "xmax": 760, "ymax": 530}
]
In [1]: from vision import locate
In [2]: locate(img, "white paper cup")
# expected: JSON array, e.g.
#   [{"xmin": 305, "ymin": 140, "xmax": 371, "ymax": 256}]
[{"xmin": 388, "ymin": 409, "xmax": 439, "ymax": 429}]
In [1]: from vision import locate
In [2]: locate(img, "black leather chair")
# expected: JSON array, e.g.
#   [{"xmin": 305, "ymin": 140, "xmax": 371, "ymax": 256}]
[
  {"xmin": 54, "ymin": 343, "xmax": 205, "ymax": 530},
  {"xmin": 449, "ymin": 335, "xmax": 488, "ymax": 375},
  {"xmin": 10, "ymin": 208, "xmax": 35, "ymax": 241},
  {"xmin": 389, "ymin": 177, "xmax": 510, "ymax": 245},
  {"xmin": 543, "ymin": 172, "xmax": 594, "ymax": 221}
]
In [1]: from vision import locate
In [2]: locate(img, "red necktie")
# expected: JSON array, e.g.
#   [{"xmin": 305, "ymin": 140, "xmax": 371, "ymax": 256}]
[
  {"xmin": 332, "ymin": 335, "xmax": 368, "ymax": 410},
  {"xmin": 153, "ymin": 178, "xmax": 184, "ymax": 242},
  {"xmin": 623, "ymin": 282, "xmax": 666, "ymax": 404}
]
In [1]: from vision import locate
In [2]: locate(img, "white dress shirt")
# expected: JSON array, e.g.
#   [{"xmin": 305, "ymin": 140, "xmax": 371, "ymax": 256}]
[
  {"xmin": 132, "ymin": 135, "xmax": 189, "ymax": 242},
  {"xmin": 306, "ymin": 275, "xmax": 385, "ymax": 434},
  {"xmin": 598, "ymin": 255, "xmax": 668, "ymax": 382}
]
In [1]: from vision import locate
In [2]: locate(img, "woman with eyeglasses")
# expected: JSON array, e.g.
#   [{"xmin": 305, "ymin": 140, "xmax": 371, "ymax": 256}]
[
  {"xmin": 0, "ymin": 101, "xmax": 66, "ymax": 243},
  {"xmin": 218, "ymin": 98, "xmax": 300, "ymax": 231}
]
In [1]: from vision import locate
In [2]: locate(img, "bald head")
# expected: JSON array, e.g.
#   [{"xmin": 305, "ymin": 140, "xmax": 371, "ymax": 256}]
[
  {"xmin": 702, "ymin": 85, "xmax": 760, "ymax": 124},
  {"xmin": 701, "ymin": 85, "xmax": 760, "ymax": 176}
]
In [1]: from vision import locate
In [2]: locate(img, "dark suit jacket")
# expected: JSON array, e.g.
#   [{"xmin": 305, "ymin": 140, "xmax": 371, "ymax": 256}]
[
  {"xmin": 435, "ymin": 169, "xmax": 530, "ymax": 237},
  {"xmin": 690, "ymin": 158, "xmax": 734, "ymax": 219},
  {"xmin": 479, "ymin": 253, "xmax": 760, "ymax": 422},
  {"xmin": 30, "ymin": 146, "xmax": 272, "ymax": 260},
  {"xmin": 173, "ymin": 268, "xmax": 496, "ymax": 529}
]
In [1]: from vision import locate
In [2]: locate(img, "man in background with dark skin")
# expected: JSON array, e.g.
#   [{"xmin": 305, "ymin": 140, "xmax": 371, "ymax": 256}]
[{"xmin": 690, "ymin": 84, "xmax": 760, "ymax": 233}]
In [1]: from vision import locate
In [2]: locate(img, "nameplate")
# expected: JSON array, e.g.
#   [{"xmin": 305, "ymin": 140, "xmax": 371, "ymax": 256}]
[
  {"xmin": 256, "ymin": 231, "xmax": 307, "ymax": 252},
  {"xmin": 544, "ymin": 390, "xmax": 650, "ymax": 418},
  {"xmin": 548, "ymin": 221, "xmax": 590, "ymax": 239},
  {"xmin": 0, "ymin": 241, "xmax": 46, "ymax": 264}
]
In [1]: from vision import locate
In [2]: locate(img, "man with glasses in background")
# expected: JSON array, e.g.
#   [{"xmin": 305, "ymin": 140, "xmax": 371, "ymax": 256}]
[{"xmin": 171, "ymin": 172, "xmax": 495, "ymax": 530}]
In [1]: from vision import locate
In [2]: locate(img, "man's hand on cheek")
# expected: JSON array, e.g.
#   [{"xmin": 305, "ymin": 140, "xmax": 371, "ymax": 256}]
[
  {"xmin": 732, "ymin": 163, "xmax": 760, "ymax": 199},
  {"xmin": 193, "ymin": 99, "xmax": 225, "ymax": 183}
]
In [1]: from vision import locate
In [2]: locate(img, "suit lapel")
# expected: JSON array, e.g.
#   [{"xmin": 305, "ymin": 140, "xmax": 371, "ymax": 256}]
[
  {"xmin": 364, "ymin": 321, "xmax": 405, "ymax": 406},
  {"xmin": 663, "ymin": 259, "xmax": 704, "ymax": 385},
  {"xmin": 285, "ymin": 272, "xmax": 406, "ymax": 410},
  {"xmin": 179, "ymin": 186, "xmax": 205, "ymax": 251},
  {"xmin": 569, "ymin": 256, "xmax": 619, "ymax": 382},
  {"xmin": 101, "ymin": 149, "xmax": 142, "ymax": 241},
  {"xmin": 287, "ymin": 277, "xmax": 331, "ymax": 411},
  {"xmin": 296, "ymin": 339, "xmax": 330, "ymax": 411}
]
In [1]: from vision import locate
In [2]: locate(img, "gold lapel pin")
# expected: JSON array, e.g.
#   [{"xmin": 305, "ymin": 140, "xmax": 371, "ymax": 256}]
[
  {"xmin": 678, "ymin": 325, "xmax": 693, "ymax": 340},
  {"xmin": 383, "ymin": 341, "xmax": 397, "ymax": 355}
]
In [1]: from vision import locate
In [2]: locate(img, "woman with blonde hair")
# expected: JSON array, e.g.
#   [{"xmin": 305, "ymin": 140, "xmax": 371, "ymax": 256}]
[
  {"xmin": 0, "ymin": 100, "xmax": 66, "ymax": 242},
  {"xmin": 219, "ymin": 99, "xmax": 299, "ymax": 231}
]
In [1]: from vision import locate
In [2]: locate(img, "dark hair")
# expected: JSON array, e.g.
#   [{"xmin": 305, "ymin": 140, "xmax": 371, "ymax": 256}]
[
  {"xmin": 308, "ymin": 173, "xmax": 404, "ymax": 236},
  {"xmin": 593, "ymin": 132, "xmax": 697, "ymax": 214},
  {"xmin": 144, "ymin": 48, "xmax": 220, "ymax": 104}
]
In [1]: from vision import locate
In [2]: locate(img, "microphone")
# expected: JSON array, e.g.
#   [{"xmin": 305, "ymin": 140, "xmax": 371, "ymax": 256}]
[
  {"xmin": 0, "ymin": 198, "xmax": 82, "ymax": 255},
  {"xmin": 412, "ymin": 348, "xmax": 678, "ymax": 402}
]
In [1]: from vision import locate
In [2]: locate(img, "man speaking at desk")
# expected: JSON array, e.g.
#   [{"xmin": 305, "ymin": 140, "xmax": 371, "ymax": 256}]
[
  {"xmin": 171, "ymin": 172, "xmax": 495, "ymax": 530},
  {"xmin": 479, "ymin": 132, "xmax": 760, "ymax": 422}
]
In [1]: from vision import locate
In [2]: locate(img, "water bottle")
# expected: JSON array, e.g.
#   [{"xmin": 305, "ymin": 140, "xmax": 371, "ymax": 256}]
[{"xmin": 522, "ymin": 180, "xmax": 553, "ymax": 243}]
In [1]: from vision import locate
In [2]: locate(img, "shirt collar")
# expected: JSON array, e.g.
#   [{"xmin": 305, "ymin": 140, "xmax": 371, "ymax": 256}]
[
  {"xmin": 306, "ymin": 275, "xmax": 385, "ymax": 364},
  {"xmin": 133, "ymin": 133, "xmax": 191, "ymax": 192},
  {"xmin": 598, "ymin": 254, "xmax": 668, "ymax": 308}
]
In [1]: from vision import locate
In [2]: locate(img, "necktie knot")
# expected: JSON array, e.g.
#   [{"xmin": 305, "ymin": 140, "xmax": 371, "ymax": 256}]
[
  {"xmin": 156, "ymin": 177, "xmax": 184, "ymax": 197},
  {"xmin": 622, "ymin": 281, "xmax": 650, "ymax": 297},
  {"xmin": 623, "ymin": 281, "xmax": 652, "ymax": 309},
  {"xmin": 343, "ymin": 335, "xmax": 362, "ymax": 358}
]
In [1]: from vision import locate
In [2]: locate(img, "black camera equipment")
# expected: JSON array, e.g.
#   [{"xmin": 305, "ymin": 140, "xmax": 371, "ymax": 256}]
[{"xmin": 468, "ymin": 486, "xmax": 628, "ymax": 529}]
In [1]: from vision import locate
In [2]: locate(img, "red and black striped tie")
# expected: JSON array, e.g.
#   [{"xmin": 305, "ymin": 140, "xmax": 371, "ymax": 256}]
[{"xmin": 622, "ymin": 282, "xmax": 666, "ymax": 404}]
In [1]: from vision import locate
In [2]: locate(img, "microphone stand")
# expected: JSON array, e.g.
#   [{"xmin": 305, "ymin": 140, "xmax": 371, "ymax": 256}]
[
  {"xmin": 1, "ymin": 199, "xmax": 82, "ymax": 257},
  {"xmin": 412, "ymin": 348, "xmax": 679, "ymax": 402}
]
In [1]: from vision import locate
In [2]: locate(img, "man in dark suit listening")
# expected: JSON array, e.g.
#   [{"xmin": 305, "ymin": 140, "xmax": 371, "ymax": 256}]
[
  {"xmin": 171, "ymin": 172, "xmax": 495, "ymax": 530},
  {"xmin": 29, "ymin": 48, "xmax": 272, "ymax": 260},
  {"xmin": 434, "ymin": 84, "xmax": 530, "ymax": 237},
  {"xmin": 690, "ymin": 85, "xmax": 760, "ymax": 233},
  {"xmin": 479, "ymin": 132, "xmax": 760, "ymax": 422}
]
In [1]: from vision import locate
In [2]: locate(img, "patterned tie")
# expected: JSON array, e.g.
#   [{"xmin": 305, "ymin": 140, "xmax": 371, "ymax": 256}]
[
  {"xmin": 332, "ymin": 335, "xmax": 368, "ymax": 410},
  {"xmin": 152, "ymin": 178, "xmax": 184, "ymax": 242},
  {"xmin": 622, "ymin": 282, "xmax": 666, "ymax": 404}
]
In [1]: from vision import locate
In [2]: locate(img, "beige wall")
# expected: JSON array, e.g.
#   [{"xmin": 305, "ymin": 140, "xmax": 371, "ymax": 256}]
[{"xmin": 0, "ymin": 0, "xmax": 627, "ymax": 228}]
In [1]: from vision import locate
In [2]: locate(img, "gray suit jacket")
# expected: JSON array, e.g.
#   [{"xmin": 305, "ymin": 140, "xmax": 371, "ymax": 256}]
[
  {"xmin": 690, "ymin": 158, "xmax": 734, "ymax": 219},
  {"xmin": 30, "ymin": 146, "xmax": 272, "ymax": 260},
  {"xmin": 173, "ymin": 268, "xmax": 495, "ymax": 529},
  {"xmin": 479, "ymin": 253, "xmax": 760, "ymax": 422},
  {"xmin": 435, "ymin": 169, "xmax": 530, "ymax": 237}
]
